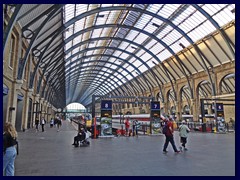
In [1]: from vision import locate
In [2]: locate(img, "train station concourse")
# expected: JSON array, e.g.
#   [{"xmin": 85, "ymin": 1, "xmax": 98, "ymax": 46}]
[{"xmin": 3, "ymin": 4, "xmax": 235, "ymax": 176}]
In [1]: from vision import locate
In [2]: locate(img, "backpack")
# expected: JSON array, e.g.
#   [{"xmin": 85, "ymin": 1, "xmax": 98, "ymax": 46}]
[{"xmin": 162, "ymin": 123, "xmax": 168, "ymax": 134}]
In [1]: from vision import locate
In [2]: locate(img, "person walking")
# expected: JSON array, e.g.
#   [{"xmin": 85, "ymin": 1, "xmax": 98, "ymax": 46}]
[
  {"xmin": 124, "ymin": 118, "xmax": 130, "ymax": 136},
  {"xmin": 35, "ymin": 117, "xmax": 39, "ymax": 132},
  {"xmin": 163, "ymin": 117, "xmax": 181, "ymax": 154},
  {"xmin": 135, "ymin": 120, "xmax": 140, "ymax": 136},
  {"xmin": 40, "ymin": 117, "xmax": 46, "ymax": 132},
  {"xmin": 57, "ymin": 116, "xmax": 62, "ymax": 132},
  {"xmin": 179, "ymin": 120, "xmax": 190, "ymax": 151},
  {"xmin": 3, "ymin": 122, "xmax": 18, "ymax": 176},
  {"xmin": 50, "ymin": 118, "xmax": 54, "ymax": 128}
]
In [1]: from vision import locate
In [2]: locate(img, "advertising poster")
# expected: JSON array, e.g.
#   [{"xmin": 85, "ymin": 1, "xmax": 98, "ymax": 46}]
[
  {"xmin": 100, "ymin": 100, "xmax": 113, "ymax": 136},
  {"xmin": 100, "ymin": 117, "xmax": 112, "ymax": 136},
  {"xmin": 151, "ymin": 117, "xmax": 161, "ymax": 134}
]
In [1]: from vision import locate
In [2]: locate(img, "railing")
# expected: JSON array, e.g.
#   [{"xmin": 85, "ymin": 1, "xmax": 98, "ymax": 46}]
[{"xmin": 175, "ymin": 122, "xmax": 235, "ymax": 133}]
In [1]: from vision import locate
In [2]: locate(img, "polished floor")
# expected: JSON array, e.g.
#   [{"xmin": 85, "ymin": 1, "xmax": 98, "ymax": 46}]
[{"xmin": 14, "ymin": 120, "xmax": 235, "ymax": 176}]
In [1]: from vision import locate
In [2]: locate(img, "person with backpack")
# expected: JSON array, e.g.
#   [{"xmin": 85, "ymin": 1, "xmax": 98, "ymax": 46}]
[
  {"xmin": 178, "ymin": 120, "xmax": 190, "ymax": 151},
  {"xmin": 162, "ymin": 117, "xmax": 181, "ymax": 154}
]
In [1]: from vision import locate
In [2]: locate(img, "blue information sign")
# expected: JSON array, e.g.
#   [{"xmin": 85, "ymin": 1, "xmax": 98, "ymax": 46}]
[
  {"xmin": 101, "ymin": 100, "xmax": 112, "ymax": 110},
  {"xmin": 150, "ymin": 101, "xmax": 160, "ymax": 110}
]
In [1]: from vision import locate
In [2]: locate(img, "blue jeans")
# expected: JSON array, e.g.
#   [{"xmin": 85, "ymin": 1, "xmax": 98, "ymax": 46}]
[{"xmin": 3, "ymin": 146, "xmax": 17, "ymax": 176}]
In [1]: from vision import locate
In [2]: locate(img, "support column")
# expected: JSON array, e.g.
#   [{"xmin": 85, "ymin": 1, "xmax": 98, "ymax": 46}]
[
  {"xmin": 34, "ymin": 94, "xmax": 40, "ymax": 123},
  {"xmin": 176, "ymin": 101, "xmax": 181, "ymax": 121},
  {"xmin": 43, "ymin": 100, "xmax": 48, "ymax": 122},
  {"xmin": 191, "ymin": 98, "xmax": 198, "ymax": 121},
  {"xmin": 22, "ymin": 88, "xmax": 33, "ymax": 130},
  {"xmin": 10, "ymin": 80, "xmax": 23, "ymax": 127},
  {"xmin": 39, "ymin": 97, "xmax": 45, "ymax": 118}
]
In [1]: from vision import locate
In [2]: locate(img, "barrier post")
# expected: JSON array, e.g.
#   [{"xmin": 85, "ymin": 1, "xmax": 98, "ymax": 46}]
[{"xmin": 94, "ymin": 117, "xmax": 96, "ymax": 139}]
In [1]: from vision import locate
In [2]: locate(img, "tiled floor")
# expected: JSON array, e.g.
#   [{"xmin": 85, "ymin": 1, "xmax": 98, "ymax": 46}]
[{"xmin": 14, "ymin": 120, "xmax": 235, "ymax": 176}]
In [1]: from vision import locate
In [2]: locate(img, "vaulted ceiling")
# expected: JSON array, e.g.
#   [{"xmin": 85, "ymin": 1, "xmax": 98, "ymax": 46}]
[{"xmin": 3, "ymin": 4, "xmax": 235, "ymax": 109}]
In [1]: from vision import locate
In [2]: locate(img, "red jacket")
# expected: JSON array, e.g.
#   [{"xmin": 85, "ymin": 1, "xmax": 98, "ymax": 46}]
[
  {"xmin": 125, "ymin": 120, "xmax": 130, "ymax": 129},
  {"xmin": 166, "ymin": 121, "xmax": 174, "ymax": 136}
]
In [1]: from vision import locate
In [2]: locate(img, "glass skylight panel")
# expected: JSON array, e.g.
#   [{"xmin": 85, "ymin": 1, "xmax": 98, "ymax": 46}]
[
  {"xmin": 133, "ymin": 59, "xmax": 143, "ymax": 68},
  {"xmin": 128, "ymin": 57, "xmax": 136, "ymax": 64},
  {"xmin": 135, "ymin": 14, "xmax": 151, "ymax": 29},
  {"xmin": 144, "ymin": 24, "xmax": 157, "ymax": 34},
  {"xmin": 162, "ymin": 29, "xmax": 182, "ymax": 45},
  {"xmin": 157, "ymin": 25, "xmax": 173, "ymax": 39},
  {"xmin": 119, "ymin": 41, "xmax": 130, "ymax": 50},
  {"xmin": 106, "ymin": 11, "xmax": 120, "ymax": 24},
  {"xmin": 121, "ymin": 68, "xmax": 128, "ymax": 77},
  {"xmin": 157, "ymin": 49, "xmax": 172, "ymax": 61},
  {"xmin": 65, "ymin": 60, "xmax": 70, "ymax": 66},
  {"xmin": 223, "ymin": 7, "xmax": 235, "ymax": 21},
  {"xmin": 151, "ymin": 17, "xmax": 163, "ymax": 27},
  {"xmin": 134, "ymin": 33, "xmax": 148, "ymax": 44},
  {"xmin": 65, "ymin": 31, "xmax": 73, "ymax": 39},
  {"xmin": 136, "ymin": 49, "xmax": 145, "ymax": 59},
  {"xmin": 76, "ymin": 4, "xmax": 88, "ymax": 15},
  {"xmin": 100, "ymin": 4, "xmax": 112, "ymax": 7},
  {"xmin": 65, "ymin": 4, "xmax": 75, "ymax": 22},
  {"xmin": 177, "ymin": 38, "xmax": 189, "ymax": 48},
  {"xmin": 84, "ymin": 50, "xmax": 93, "ymax": 56},
  {"xmin": 145, "ymin": 57, "xmax": 154, "ymax": 64},
  {"xmin": 122, "ymin": 63, "xmax": 129, "ymax": 69},
  {"xmin": 91, "ymin": 29, "xmax": 102, "ymax": 38},
  {"xmin": 172, "ymin": 6, "xmax": 193, "ymax": 25},
  {"xmin": 201, "ymin": 21, "xmax": 215, "ymax": 33},
  {"xmin": 98, "ymin": 71, "xmax": 104, "ymax": 75},
  {"xmin": 119, "ymin": 52, "xmax": 129, "ymax": 60},
  {"xmin": 148, "ymin": 43, "xmax": 164, "ymax": 55},
  {"xmin": 148, "ymin": 61, "xmax": 157, "ymax": 68},
  {"xmin": 65, "ymin": 41, "xmax": 72, "ymax": 51},
  {"xmin": 125, "ymin": 30, "xmax": 138, "ymax": 41},
  {"xmin": 147, "ymin": 4, "xmax": 164, "ymax": 14},
  {"xmin": 71, "ymin": 56, "xmax": 78, "ymax": 62},
  {"xmin": 101, "ymin": 67, "xmax": 108, "ymax": 72},
  {"xmin": 116, "ymin": 74, "xmax": 123, "ymax": 80},
  {"xmin": 145, "ymin": 39, "xmax": 159, "ymax": 49},
  {"xmin": 100, "ymin": 28, "xmax": 111, "ymax": 37},
  {"xmin": 106, "ymin": 64, "xmax": 114, "ymax": 70},
  {"xmin": 138, "ymin": 65, "xmax": 148, "ymax": 73},
  {"xmin": 96, "ymin": 17, "xmax": 106, "ymax": 26},
  {"xmin": 72, "ymin": 48, "xmax": 79, "ymax": 55},
  {"xmin": 213, "ymin": 10, "xmax": 233, "ymax": 27},
  {"xmin": 178, "ymin": 21, "xmax": 194, "ymax": 35},
  {"xmin": 124, "ymin": 47, "xmax": 134, "ymax": 54},
  {"xmin": 107, "ymin": 57, "xmax": 117, "ymax": 63},
  {"xmin": 65, "ymin": 52, "xmax": 71, "ymax": 59},
  {"xmin": 169, "ymin": 43, "xmax": 182, "ymax": 54},
  {"xmin": 188, "ymin": 29, "xmax": 202, "ymax": 42},
  {"xmin": 160, "ymin": 4, "xmax": 181, "ymax": 19},
  {"xmin": 75, "ymin": 20, "xmax": 85, "ymax": 30},
  {"xmin": 187, "ymin": 11, "xmax": 206, "ymax": 27},
  {"xmin": 201, "ymin": 4, "xmax": 219, "ymax": 16}
]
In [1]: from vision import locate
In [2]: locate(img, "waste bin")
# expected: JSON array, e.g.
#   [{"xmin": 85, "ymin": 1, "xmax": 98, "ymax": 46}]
[{"xmin": 202, "ymin": 123, "xmax": 206, "ymax": 132}]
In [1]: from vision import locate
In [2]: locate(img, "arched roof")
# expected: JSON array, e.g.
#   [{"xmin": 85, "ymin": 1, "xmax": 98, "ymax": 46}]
[{"xmin": 3, "ymin": 4, "xmax": 235, "ymax": 108}]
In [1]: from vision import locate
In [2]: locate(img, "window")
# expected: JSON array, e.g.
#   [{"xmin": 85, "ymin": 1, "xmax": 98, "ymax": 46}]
[
  {"xmin": 9, "ymin": 34, "xmax": 16, "ymax": 68},
  {"xmin": 24, "ymin": 56, "xmax": 30, "ymax": 80}
]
